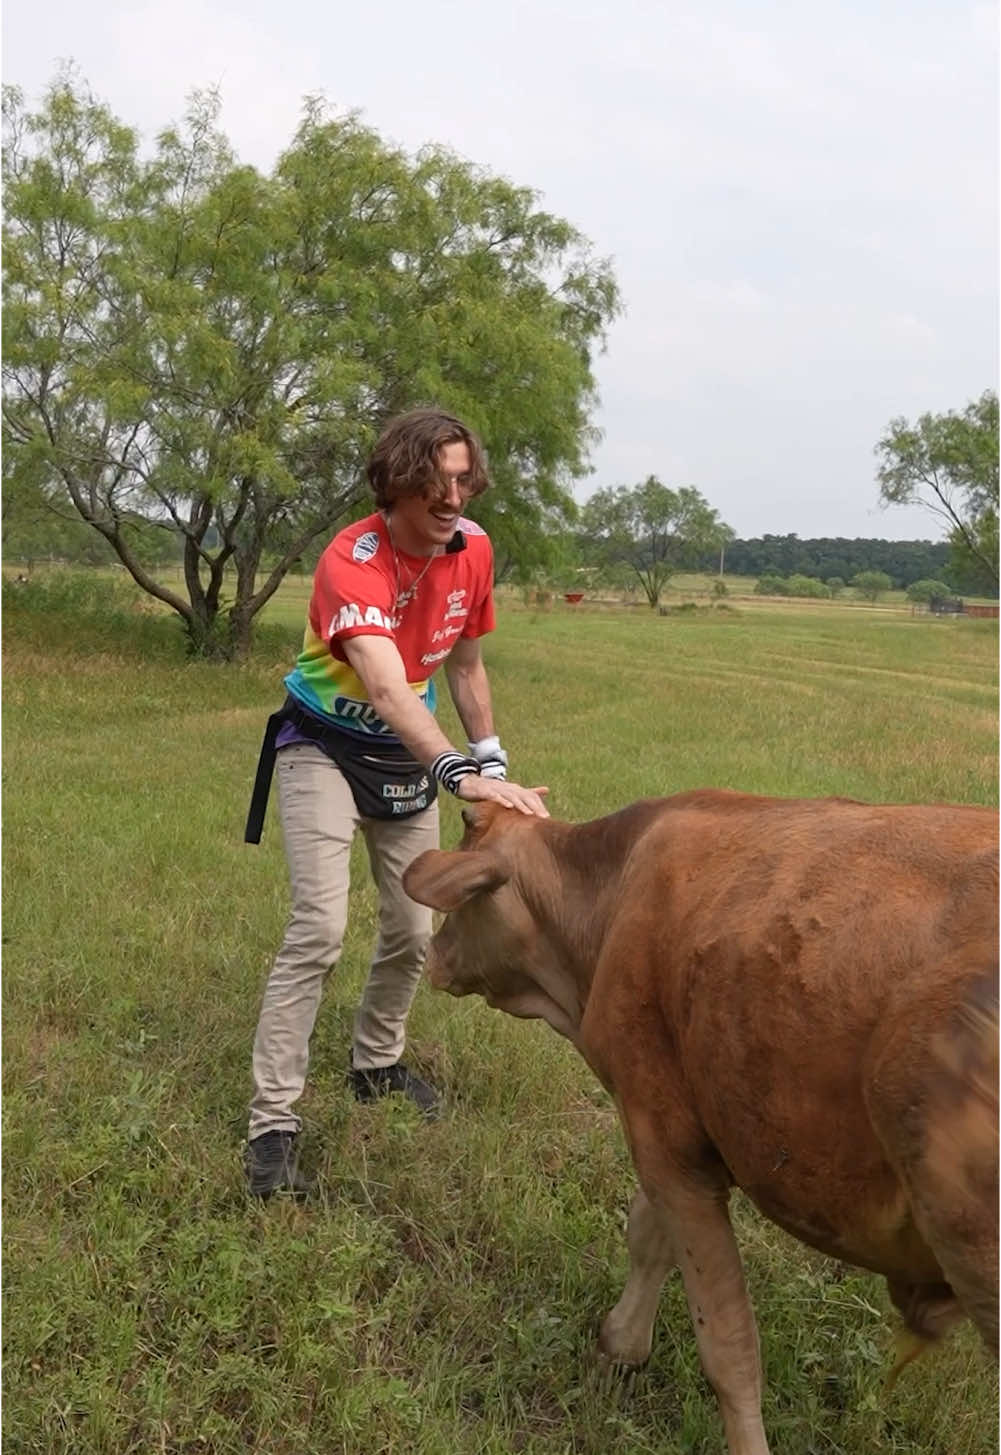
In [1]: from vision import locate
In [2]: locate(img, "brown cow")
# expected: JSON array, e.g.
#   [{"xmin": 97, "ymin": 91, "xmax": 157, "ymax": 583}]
[{"xmin": 403, "ymin": 790, "xmax": 999, "ymax": 1455}]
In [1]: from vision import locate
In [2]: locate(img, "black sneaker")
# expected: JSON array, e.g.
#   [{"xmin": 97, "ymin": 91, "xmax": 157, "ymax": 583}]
[
  {"xmin": 348, "ymin": 1061, "xmax": 441, "ymax": 1119},
  {"xmin": 245, "ymin": 1130, "xmax": 312, "ymax": 1199}
]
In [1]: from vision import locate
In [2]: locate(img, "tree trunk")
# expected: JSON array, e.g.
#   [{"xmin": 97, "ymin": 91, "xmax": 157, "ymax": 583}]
[
  {"xmin": 226, "ymin": 606, "xmax": 255, "ymax": 663},
  {"xmin": 183, "ymin": 603, "xmax": 230, "ymax": 660}
]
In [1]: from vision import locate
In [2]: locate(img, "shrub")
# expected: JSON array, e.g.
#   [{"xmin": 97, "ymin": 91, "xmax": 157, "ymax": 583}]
[
  {"xmin": 754, "ymin": 574, "xmax": 789, "ymax": 596},
  {"xmin": 2, "ymin": 566, "xmax": 138, "ymax": 617},
  {"xmin": 906, "ymin": 578, "xmax": 955, "ymax": 604},
  {"xmin": 2, "ymin": 568, "xmax": 183, "ymax": 659},
  {"xmin": 786, "ymin": 574, "xmax": 831, "ymax": 599}
]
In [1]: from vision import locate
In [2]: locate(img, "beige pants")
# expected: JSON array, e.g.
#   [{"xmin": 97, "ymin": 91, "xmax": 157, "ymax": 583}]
[{"xmin": 248, "ymin": 742, "xmax": 439, "ymax": 1141}]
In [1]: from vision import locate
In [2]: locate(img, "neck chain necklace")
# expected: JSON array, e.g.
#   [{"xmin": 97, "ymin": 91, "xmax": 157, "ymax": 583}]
[{"xmin": 385, "ymin": 515, "xmax": 438, "ymax": 613}]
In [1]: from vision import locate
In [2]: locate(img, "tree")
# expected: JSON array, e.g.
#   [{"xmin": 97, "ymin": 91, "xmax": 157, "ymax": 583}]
[
  {"xmin": 826, "ymin": 576, "xmax": 845, "ymax": 598},
  {"xmin": 3, "ymin": 75, "xmax": 620, "ymax": 658},
  {"xmin": 875, "ymin": 392, "xmax": 999, "ymax": 593},
  {"xmin": 711, "ymin": 536, "xmax": 952, "ymax": 587},
  {"xmin": 906, "ymin": 578, "xmax": 954, "ymax": 604},
  {"xmin": 2, "ymin": 473, "xmax": 105, "ymax": 568},
  {"xmin": 2, "ymin": 474, "xmax": 182, "ymax": 570},
  {"xmin": 578, "ymin": 477, "xmax": 732, "ymax": 608},
  {"xmin": 852, "ymin": 570, "xmax": 893, "ymax": 602}
]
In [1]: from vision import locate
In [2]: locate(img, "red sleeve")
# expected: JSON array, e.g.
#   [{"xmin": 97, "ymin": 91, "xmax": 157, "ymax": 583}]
[
  {"xmin": 461, "ymin": 534, "xmax": 496, "ymax": 639},
  {"xmin": 309, "ymin": 532, "xmax": 397, "ymax": 657}
]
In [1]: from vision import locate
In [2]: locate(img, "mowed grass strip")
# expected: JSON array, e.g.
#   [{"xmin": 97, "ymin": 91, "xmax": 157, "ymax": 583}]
[{"xmin": 3, "ymin": 582, "xmax": 997, "ymax": 1455}]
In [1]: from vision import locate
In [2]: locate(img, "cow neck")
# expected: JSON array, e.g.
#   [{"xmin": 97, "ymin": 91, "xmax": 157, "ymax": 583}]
[
  {"xmin": 517, "ymin": 820, "xmax": 600, "ymax": 1015},
  {"xmin": 534, "ymin": 810, "xmax": 661, "ymax": 992}
]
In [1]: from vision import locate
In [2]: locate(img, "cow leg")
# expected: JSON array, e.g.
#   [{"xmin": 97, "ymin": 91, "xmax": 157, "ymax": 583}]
[
  {"xmin": 598, "ymin": 1185, "xmax": 676, "ymax": 1367},
  {"xmin": 600, "ymin": 1176, "xmax": 769, "ymax": 1455},
  {"xmin": 666, "ymin": 1185, "xmax": 769, "ymax": 1455},
  {"xmin": 867, "ymin": 973, "xmax": 999, "ymax": 1357}
]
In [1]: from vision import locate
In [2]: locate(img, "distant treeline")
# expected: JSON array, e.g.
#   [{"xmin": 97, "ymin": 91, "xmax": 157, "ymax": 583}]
[
  {"xmin": 699, "ymin": 535, "xmax": 952, "ymax": 588},
  {"xmin": 8, "ymin": 526, "xmax": 959, "ymax": 592}
]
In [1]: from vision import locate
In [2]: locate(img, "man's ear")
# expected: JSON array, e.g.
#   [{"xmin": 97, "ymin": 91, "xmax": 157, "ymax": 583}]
[{"xmin": 403, "ymin": 849, "xmax": 509, "ymax": 911}]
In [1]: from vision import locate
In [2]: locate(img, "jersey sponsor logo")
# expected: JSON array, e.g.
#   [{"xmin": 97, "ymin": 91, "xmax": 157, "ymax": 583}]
[
  {"xmin": 332, "ymin": 686, "xmax": 430, "ymax": 734},
  {"xmin": 328, "ymin": 602, "xmax": 399, "ymax": 634},
  {"xmin": 431, "ymin": 623, "xmax": 463, "ymax": 644},
  {"xmin": 444, "ymin": 588, "xmax": 468, "ymax": 621},
  {"xmin": 333, "ymin": 696, "xmax": 394, "ymax": 733},
  {"xmin": 420, "ymin": 646, "xmax": 452, "ymax": 666},
  {"xmin": 352, "ymin": 531, "xmax": 381, "ymax": 563}
]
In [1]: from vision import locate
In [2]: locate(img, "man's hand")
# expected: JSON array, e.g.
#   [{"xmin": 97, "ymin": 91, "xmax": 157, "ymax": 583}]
[{"xmin": 456, "ymin": 775, "xmax": 549, "ymax": 817}]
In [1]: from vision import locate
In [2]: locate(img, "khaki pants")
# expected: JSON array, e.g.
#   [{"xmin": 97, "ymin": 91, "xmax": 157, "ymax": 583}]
[{"xmin": 249, "ymin": 742, "xmax": 439, "ymax": 1141}]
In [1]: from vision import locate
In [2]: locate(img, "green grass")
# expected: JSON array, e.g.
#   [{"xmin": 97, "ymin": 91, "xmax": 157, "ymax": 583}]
[{"xmin": 3, "ymin": 577, "xmax": 997, "ymax": 1454}]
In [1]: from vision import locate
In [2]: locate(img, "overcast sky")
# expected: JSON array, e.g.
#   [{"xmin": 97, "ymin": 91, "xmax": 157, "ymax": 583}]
[{"xmin": 4, "ymin": 0, "xmax": 997, "ymax": 540}]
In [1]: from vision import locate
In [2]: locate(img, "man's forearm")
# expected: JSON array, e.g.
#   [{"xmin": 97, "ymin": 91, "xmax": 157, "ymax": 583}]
[
  {"xmin": 444, "ymin": 656, "xmax": 495, "ymax": 743},
  {"xmin": 365, "ymin": 679, "xmax": 461, "ymax": 766}
]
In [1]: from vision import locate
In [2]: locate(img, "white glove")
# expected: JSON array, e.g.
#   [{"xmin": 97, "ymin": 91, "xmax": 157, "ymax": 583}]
[{"xmin": 468, "ymin": 735, "xmax": 509, "ymax": 780}]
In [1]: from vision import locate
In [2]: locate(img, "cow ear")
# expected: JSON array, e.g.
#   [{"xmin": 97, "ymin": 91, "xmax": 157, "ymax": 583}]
[{"xmin": 403, "ymin": 849, "xmax": 509, "ymax": 911}]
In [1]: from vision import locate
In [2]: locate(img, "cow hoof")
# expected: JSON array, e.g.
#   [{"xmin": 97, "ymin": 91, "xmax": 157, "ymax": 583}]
[{"xmin": 595, "ymin": 1341, "xmax": 650, "ymax": 1379}]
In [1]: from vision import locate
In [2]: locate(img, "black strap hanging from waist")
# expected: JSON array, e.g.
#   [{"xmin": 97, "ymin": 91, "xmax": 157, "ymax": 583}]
[
  {"xmin": 246, "ymin": 696, "xmax": 362, "ymax": 843},
  {"xmin": 244, "ymin": 698, "xmax": 300, "ymax": 844}
]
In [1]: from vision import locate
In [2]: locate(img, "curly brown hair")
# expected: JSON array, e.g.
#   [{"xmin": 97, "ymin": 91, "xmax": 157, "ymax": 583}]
[{"xmin": 366, "ymin": 408, "xmax": 490, "ymax": 509}]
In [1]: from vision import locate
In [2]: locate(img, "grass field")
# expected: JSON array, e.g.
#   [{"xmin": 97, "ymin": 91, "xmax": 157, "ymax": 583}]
[{"xmin": 3, "ymin": 573, "xmax": 998, "ymax": 1454}]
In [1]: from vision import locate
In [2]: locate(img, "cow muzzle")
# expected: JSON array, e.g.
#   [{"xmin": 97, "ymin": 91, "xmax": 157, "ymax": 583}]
[{"xmin": 424, "ymin": 943, "xmax": 453, "ymax": 992}]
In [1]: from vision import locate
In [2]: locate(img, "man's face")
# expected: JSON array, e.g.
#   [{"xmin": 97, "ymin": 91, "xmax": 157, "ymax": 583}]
[{"xmin": 389, "ymin": 440, "xmax": 473, "ymax": 554}]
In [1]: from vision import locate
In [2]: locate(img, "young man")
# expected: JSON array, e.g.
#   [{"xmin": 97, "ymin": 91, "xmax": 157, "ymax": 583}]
[{"xmin": 243, "ymin": 408, "xmax": 548, "ymax": 1197}]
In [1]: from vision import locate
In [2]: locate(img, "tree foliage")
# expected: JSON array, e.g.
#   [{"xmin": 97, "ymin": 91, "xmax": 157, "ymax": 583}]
[
  {"xmin": 753, "ymin": 573, "xmax": 829, "ymax": 599},
  {"xmin": 578, "ymin": 476, "xmax": 732, "ymax": 608},
  {"xmin": 702, "ymin": 535, "xmax": 953, "ymax": 589},
  {"xmin": 851, "ymin": 570, "xmax": 893, "ymax": 602},
  {"xmin": 754, "ymin": 573, "xmax": 789, "ymax": 597},
  {"xmin": 785, "ymin": 574, "xmax": 830, "ymax": 599},
  {"xmin": 875, "ymin": 392, "xmax": 998, "ymax": 593},
  {"xmin": 905, "ymin": 578, "xmax": 954, "ymax": 604},
  {"xmin": 2, "ymin": 74, "xmax": 620, "ymax": 657}
]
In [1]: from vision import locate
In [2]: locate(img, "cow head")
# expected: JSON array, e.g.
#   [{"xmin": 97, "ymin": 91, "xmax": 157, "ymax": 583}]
[{"xmin": 403, "ymin": 802, "xmax": 583, "ymax": 1040}]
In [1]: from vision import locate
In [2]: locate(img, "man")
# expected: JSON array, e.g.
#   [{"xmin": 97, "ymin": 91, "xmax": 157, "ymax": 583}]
[{"xmin": 243, "ymin": 407, "xmax": 549, "ymax": 1197}]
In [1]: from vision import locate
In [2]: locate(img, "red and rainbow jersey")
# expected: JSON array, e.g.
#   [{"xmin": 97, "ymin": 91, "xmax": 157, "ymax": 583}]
[{"xmin": 282, "ymin": 512, "xmax": 495, "ymax": 743}]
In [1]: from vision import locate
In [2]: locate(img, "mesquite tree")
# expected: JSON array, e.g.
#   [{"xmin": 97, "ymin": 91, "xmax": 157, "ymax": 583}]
[
  {"xmin": 876, "ymin": 392, "xmax": 999, "ymax": 593},
  {"xmin": 580, "ymin": 476, "xmax": 733, "ymax": 608},
  {"xmin": 3, "ymin": 76, "xmax": 620, "ymax": 657}
]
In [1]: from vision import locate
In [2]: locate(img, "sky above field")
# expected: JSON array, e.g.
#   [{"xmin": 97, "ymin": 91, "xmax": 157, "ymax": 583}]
[{"xmin": 4, "ymin": 0, "xmax": 997, "ymax": 541}]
